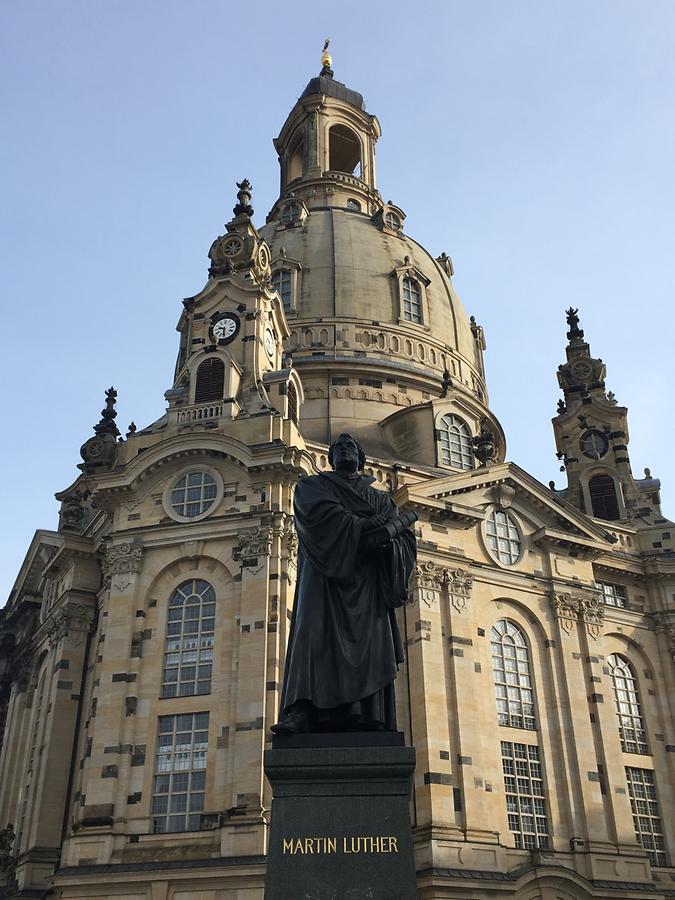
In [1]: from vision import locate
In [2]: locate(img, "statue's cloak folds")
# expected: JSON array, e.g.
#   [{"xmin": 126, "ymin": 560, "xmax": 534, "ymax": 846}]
[{"xmin": 280, "ymin": 472, "xmax": 416, "ymax": 723}]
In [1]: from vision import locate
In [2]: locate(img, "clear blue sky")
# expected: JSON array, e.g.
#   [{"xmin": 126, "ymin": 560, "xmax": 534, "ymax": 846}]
[{"xmin": 2, "ymin": 1, "xmax": 674, "ymax": 602}]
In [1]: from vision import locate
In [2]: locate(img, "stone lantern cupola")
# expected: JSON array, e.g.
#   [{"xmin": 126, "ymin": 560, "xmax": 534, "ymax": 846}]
[{"xmin": 268, "ymin": 46, "xmax": 382, "ymax": 219}]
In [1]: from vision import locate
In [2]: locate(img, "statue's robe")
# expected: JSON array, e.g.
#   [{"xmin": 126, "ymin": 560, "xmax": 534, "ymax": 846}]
[{"xmin": 279, "ymin": 471, "xmax": 416, "ymax": 730}]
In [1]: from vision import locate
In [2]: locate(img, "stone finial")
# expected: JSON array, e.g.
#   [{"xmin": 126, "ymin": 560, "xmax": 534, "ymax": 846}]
[
  {"xmin": 644, "ymin": 467, "xmax": 652, "ymax": 478},
  {"xmin": 233, "ymin": 179, "xmax": 254, "ymax": 218},
  {"xmin": 557, "ymin": 399, "xmax": 566, "ymax": 414},
  {"xmin": 94, "ymin": 387, "xmax": 120, "ymax": 438},
  {"xmin": 565, "ymin": 307, "xmax": 584, "ymax": 344},
  {"xmin": 126, "ymin": 422, "xmax": 137, "ymax": 438},
  {"xmin": 437, "ymin": 252, "xmax": 454, "ymax": 277},
  {"xmin": 79, "ymin": 386, "xmax": 120, "ymax": 472},
  {"xmin": 607, "ymin": 391, "xmax": 617, "ymax": 406},
  {"xmin": 320, "ymin": 38, "xmax": 334, "ymax": 78},
  {"xmin": 440, "ymin": 369, "xmax": 452, "ymax": 398},
  {"xmin": 472, "ymin": 419, "xmax": 498, "ymax": 466}
]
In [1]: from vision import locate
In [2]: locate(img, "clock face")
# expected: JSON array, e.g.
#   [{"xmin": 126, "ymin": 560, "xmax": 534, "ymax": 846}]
[
  {"xmin": 212, "ymin": 314, "xmax": 239, "ymax": 343},
  {"xmin": 264, "ymin": 328, "xmax": 275, "ymax": 359},
  {"xmin": 581, "ymin": 429, "xmax": 609, "ymax": 460}
]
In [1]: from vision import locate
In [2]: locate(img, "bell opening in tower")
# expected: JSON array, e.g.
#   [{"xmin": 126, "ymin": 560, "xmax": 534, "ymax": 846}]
[
  {"xmin": 329, "ymin": 124, "xmax": 361, "ymax": 177},
  {"xmin": 287, "ymin": 132, "xmax": 304, "ymax": 183}
]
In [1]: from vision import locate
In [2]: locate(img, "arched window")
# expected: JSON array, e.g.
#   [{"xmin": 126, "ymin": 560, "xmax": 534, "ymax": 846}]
[
  {"xmin": 486, "ymin": 510, "xmax": 521, "ymax": 565},
  {"xmin": 272, "ymin": 269, "xmax": 292, "ymax": 312},
  {"xmin": 347, "ymin": 198, "xmax": 361, "ymax": 211},
  {"xmin": 161, "ymin": 579, "xmax": 215, "ymax": 698},
  {"xmin": 402, "ymin": 276, "xmax": 421, "ymax": 323},
  {"xmin": 17, "ymin": 668, "xmax": 47, "ymax": 850},
  {"xmin": 491, "ymin": 620, "xmax": 536, "ymax": 730},
  {"xmin": 439, "ymin": 414, "xmax": 473, "ymax": 469},
  {"xmin": 287, "ymin": 134, "xmax": 304, "ymax": 183},
  {"xmin": 608, "ymin": 654, "xmax": 648, "ymax": 754},
  {"xmin": 195, "ymin": 358, "xmax": 225, "ymax": 403},
  {"xmin": 589, "ymin": 474, "xmax": 620, "ymax": 520},
  {"xmin": 287, "ymin": 381, "xmax": 298, "ymax": 425},
  {"xmin": 281, "ymin": 202, "xmax": 300, "ymax": 225},
  {"xmin": 329, "ymin": 124, "xmax": 361, "ymax": 176}
]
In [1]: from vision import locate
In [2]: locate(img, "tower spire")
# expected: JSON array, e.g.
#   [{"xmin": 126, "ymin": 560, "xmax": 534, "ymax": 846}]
[{"xmin": 320, "ymin": 38, "xmax": 333, "ymax": 78}]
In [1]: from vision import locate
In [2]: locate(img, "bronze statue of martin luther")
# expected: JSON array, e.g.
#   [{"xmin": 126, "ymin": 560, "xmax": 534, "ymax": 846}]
[{"xmin": 272, "ymin": 433, "xmax": 417, "ymax": 735}]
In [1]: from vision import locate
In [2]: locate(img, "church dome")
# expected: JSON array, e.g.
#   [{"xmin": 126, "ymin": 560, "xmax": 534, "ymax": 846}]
[{"xmin": 259, "ymin": 68, "xmax": 504, "ymax": 464}]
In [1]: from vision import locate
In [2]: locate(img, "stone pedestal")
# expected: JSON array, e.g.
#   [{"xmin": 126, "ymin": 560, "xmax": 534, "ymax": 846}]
[{"xmin": 264, "ymin": 732, "xmax": 418, "ymax": 900}]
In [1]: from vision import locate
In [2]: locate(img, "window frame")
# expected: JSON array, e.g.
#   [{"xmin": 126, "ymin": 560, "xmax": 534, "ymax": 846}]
[
  {"xmin": 482, "ymin": 507, "xmax": 524, "ymax": 568},
  {"xmin": 608, "ymin": 654, "xmax": 649, "ymax": 755},
  {"xmin": 391, "ymin": 263, "xmax": 431, "ymax": 330},
  {"xmin": 152, "ymin": 712, "xmax": 209, "ymax": 834},
  {"xmin": 501, "ymin": 741, "xmax": 549, "ymax": 851},
  {"xmin": 162, "ymin": 466, "xmax": 224, "ymax": 524},
  {"xmin": 625, "ymin": 767, "xmax": 667, "ymax": 867},
  {"xmin": 491, "ymin": 620, "xmax": 537, "ymax": 731},
  {"xmin": 161, "ymin": 579, "xmax": 216, "ymax": 700},
  {"xmin": 437, "ymin": 413, "xmax": 474, "ymax": 470},
  {"xmin": 270, "ymin": 256, "xmax": 302, "ymax": 317}
]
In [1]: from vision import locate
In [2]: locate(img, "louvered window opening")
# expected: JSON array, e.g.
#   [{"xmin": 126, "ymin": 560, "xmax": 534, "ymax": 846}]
[
  {"xmin": 153, "ymin": 713, "xmax": 208, "ymax": 833},
  {"xmin": 491, "ymin": 620, "xmax": 536, "ymax": 730},
  {"xmin": 439, "ymin": 415, "xmax": 473, "ymax": 469},
  {"xmin": 195, "ymin": 358, "xmax": 225, "ymax": 403},
  {"xmin": 501, "ymin": 742, "xmax": 549, "ymax": 850},
  {"xmin": 272, "ymin": 269, "xmax": 292, "ymax": 311},
  {"xmin": 287, "ymin": 382, "xmax": 299, "ymax": 425},
  {"xmin": 589, "ymin": 474, "xmax": 620, "ymax": 520},
  {"xmin": 625, "ymin": 768, "xmax": 667, "ymax": 867},
  {"xmin": 609, "ymin": 654, "xmax": 648, "ymax": 754},
  {"xmin": 402, "ymin": 276, "xmax": 421, "ymax": 323}
]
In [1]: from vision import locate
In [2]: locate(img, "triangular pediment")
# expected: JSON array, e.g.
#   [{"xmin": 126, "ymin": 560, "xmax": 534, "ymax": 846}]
[{"xmin": 395, "ymin": 461, "xmax": 616, "ymax": 554}]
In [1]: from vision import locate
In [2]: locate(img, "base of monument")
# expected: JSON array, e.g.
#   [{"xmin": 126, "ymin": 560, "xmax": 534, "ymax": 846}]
[{"xmin": 264, "ymin": 731, "xmax": 419, "ymax": 900}]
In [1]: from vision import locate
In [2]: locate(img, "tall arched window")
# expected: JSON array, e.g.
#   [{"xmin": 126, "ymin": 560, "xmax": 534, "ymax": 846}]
[
  {"xmin": 402, "ymin": 276, "xmax": 421, "ymax": 323},
  {"xmin": 272, "ymin": 269, "xmax": 292, "ymax": 311},
  {"xmin": 439, "ymin": 415, "xmax": 473, "ymax": 469},
  {"xmin": 287, "ymin": 133, "xmax": 304, "ymax": 183},
  {"xmin": 589, "ymin": 474, "xmax": 620, "ymax": 520},
  {"xmin": 328, "ymin": 124, "xmax": 361, "ymax": 176},
  {"xmin": 608, "ymin": 654, "xmax": 648, "ymax": 754},
  {"xmin": 486, "ymin": 510, "xmax": 522, "ymax": 566},
  {"xmin": 195, "ymin": 358, "xmax": 225, "ymax": 403},
  {"xmin": 491, "ymin": 620, "xmax": 536, "ymax": 730},
  {"xmin": 162, "ymin": 580, "xmax": 215, "ymax": 698},
  {"xmin": 17, "ymin": 668, "xmax": 47, "ymax": 850}
]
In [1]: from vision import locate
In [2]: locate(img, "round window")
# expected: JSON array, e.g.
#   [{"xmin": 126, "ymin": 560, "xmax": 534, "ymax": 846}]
[
  {"xmin": 169, "ymin": 471, "xmax": 218, "ymax": 519},
  {"xmin": 484, "ymin": 508, "xmax": 522, "ymax": 566}
]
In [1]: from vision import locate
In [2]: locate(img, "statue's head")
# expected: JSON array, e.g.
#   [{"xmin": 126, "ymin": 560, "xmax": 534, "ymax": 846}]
[{"xmin": 328, "ymin": 433, "xmax": 366, "ymax": 473}]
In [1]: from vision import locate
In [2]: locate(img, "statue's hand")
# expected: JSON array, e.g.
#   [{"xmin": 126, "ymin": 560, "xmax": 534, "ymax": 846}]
[{"xmin": 361, "ymin": 511, "xmax": 391, "ymax": 533}]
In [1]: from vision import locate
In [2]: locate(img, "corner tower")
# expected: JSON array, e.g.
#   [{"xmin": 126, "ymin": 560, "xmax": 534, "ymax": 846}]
[{"xmin": 552, "ymin": 308, "xmax": 675, "ymax": 552}]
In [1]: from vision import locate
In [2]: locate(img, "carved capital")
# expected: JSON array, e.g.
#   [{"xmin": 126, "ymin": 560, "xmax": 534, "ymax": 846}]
[
  {"xmin": 102, "ymin": 541, "xmax": 143, "ymax": 592},
  {"xmin": 46, "ymin": 601, "xmax": 95, "ymax": 647},
  {"xmin": 234, "ymin": 526, "xmax": 273, "ymax": 562},
  {"xmin": 579, "ymin": 594, "xmax": 605, "ymax": 640},
  {"xmin": 410, "ymin": 561, "xmax": 445, "ymax": 608},
  {"xmin": 550, "ymin": 591, "xmax": 582, "ymax": 634},
  {"xmin": 446, "ymin": 567, "xmax": 474, "ymax": 612}
]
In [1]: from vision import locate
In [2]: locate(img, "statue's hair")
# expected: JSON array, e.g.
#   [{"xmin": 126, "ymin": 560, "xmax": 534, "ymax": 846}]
[{"xmin": 328, "ymin": 433, "xmax": 367, "ymax": 471}]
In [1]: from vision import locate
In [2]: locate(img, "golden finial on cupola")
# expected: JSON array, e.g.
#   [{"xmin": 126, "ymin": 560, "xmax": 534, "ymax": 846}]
[{"xmin": 321, "ymin": 38, "xmax": 334, "ymax": 78}]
